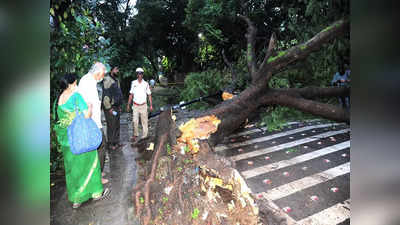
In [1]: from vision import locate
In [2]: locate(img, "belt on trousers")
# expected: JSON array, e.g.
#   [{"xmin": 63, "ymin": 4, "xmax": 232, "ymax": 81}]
[{"xmin": 133, "ymin": 102, "xmax": 146, "ymax": 106}]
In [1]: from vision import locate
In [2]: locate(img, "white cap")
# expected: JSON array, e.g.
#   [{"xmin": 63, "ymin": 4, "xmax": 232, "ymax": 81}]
[{"xmin": 136, "ymin": 67, "xmax": 144, "ymax": 73}]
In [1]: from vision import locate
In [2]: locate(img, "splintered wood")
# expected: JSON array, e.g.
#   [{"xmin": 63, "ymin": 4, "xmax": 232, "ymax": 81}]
[
  {"xmin": 177, "ymin": 115, "xmax": 221, "ymax": 153},
  {"xmin": 197, "ymin": 166, "xmax": 259, "ymax": 225},
  {"xmin": 222, "ymin": 91, "xmax": 234, "ymax": 101}
]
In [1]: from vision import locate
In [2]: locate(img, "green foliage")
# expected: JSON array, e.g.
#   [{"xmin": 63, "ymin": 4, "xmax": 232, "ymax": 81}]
[
  {"xmin": 184, "ymin": 145, "xmax": 191, "ymax": 153},
  {"xmin": 50, "ymin": 3, "xmax": 118, "ymax": 102},
  {"xmin": 233, "ymin": 51, "xmax": 251, "ymax": 90},
  {"xmin": 140, "ymin": 197, "xmax": 145, "ymax": 204},
  {"xmin": 269, "ymin": 76, "xmax": 290, "ymax": 89},
  {"xmin": 166, "ymin": 144, "xmax": 172, "ymax": 155},
  {"xmin": 180, "ymin": 69, "xmax": 229, "ymax": 109},
  {"xmin": 261, "ymin": 106, "xmax": 315, "ymax": 132},
  {"xmin": 50, "ymin": 8, "xmax": 116, "ymax": 79},
  {"xmin": 177, "ymin": 167, "xmax": 183, "ymax": 172},
  {"xmin": 285, "ymin": 148, "xmax": 298, "ymax": 154},
  {"xmin": 280, "ymin": 0, "xmax": 350, "ymax": 88},
  {"xmin": 50, "ymin": 119, "xmax": 63, "ymax": 173},
  {"xmin": 161, "ymin": 56, "xmax": 175, "ymax": 77},
  {"xmin": 191, "ymin": 208, "xmax": 200, "ymax": 219},
  {"xmin": 162, "ymin": 196, "xmax": 168, "ymax": 203},
  {"xmin": 183, "ymin": 159, "xmax": 193, "ymax": 164}
]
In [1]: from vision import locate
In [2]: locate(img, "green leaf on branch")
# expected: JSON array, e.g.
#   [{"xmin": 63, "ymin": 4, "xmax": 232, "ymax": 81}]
[{"xmin": 191, "ymin": 208, "xmax": 200, "ymax": 219}]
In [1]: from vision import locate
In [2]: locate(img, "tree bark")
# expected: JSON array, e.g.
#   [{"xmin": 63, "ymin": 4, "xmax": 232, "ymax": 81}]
[{"xmin": 238, "ymin": 15, "xmax": 257, "ymax": 80}]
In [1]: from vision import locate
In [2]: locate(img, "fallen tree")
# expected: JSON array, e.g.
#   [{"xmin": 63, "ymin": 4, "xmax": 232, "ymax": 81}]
[
  {"xmin": 208, "ymin": 16, "xmax": 349, "ymax": 145},
  {"xmin": 132, "ymin": 17, "xmax": 350, "ymax": 225}
]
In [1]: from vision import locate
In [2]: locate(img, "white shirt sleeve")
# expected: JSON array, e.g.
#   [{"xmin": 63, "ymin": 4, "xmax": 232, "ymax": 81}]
[
  {"xmin": 129, "ymin": 81, "xmax": 134, "ymax": 94},
  {"xmin": 78, "ymin": 75, "xmax": 102, "ymax": 128},
  {"xmin": 78, "ymin": 77, "xmax": 90, "ymax": 102}
]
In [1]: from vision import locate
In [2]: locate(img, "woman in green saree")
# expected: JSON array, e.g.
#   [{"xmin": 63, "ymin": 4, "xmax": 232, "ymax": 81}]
[{"xmin": 54, "ymin": 74, "xmax": 106, "ymax": 209}]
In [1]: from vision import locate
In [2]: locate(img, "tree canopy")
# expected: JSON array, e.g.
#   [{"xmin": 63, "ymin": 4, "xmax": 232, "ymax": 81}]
[{"xmin": 50, "ymin": 0, "xmax": 349, "ymax": 89}]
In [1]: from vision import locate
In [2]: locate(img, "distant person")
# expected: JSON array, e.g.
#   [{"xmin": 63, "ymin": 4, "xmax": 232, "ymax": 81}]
[
  {"xmin": 149, "ymin": 78, "xmax": 155, "ymax": 88},
  {"xmin": 126, "ymin": 67, "xmax": 153, "ymax": 142},
  {"xmin": 102, "ymin": 66, "xmax": 124, "ymax": 150},
  {"xmin": 331, "ymin": 64, "xmax": 350, "ymax": 109},
  {"xmin": 54, "ymin": 73, "xmax": 107, "ymax": 209},
  {"xmin": 78, "ymin": 62, "xmax": 108, "ymax": 184}
]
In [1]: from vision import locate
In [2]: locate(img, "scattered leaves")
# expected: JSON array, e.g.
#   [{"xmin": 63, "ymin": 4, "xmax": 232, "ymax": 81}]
[{"xmin": 191, "ymin": 208, "xmax": 200, "ymax": 219}]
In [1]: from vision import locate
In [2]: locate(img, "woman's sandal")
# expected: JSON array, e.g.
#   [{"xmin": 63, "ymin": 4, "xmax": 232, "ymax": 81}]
[
  {"xmin": 72, "ymin": 203, "xmax": 81, "ymax": 209},
  {"xmin": 93, "ymin": 188, "xmax": 111, "ymax": 201},
  {"xmin": 101, "ymin": 178, "xmax": 109, "ymax": 184}
]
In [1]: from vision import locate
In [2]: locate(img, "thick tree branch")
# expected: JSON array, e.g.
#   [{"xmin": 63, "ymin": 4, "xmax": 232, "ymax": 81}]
[
  {"xmin": 258, "ymin": 89, "xmax": 350, "ymax": 123},
  {"xmin": 238, "ymin": 14, "xmax": 257, "ymax": 79},
  {"xmin": 257, "ymin": 32, "xmax": 277, "ymax": 79},
  {"xmin": 262, "ymin": 19, "xmax": 349, "ymax": 81},
  {"xmin": 282, "ymin": 86, "xmax": 350, "ymax": 99}
]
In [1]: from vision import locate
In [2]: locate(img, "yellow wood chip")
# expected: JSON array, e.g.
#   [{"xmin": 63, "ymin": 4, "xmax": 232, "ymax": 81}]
[
  {"xmin": 222, "ymin": 91, "xmax": 234, "ymax": 100},
  {"xmin": 146, "ymin": 142, "xmax": 154, "ymax": 151},
  {"xmin": 210, "ymin": 177, "xmax": 223, "ymax": 187}
]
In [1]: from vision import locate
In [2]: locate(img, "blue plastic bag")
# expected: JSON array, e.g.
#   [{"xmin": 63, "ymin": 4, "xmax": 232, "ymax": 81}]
[{"xmin": 67, "ymin": 110, "xmax": 102, "ymax": 155}]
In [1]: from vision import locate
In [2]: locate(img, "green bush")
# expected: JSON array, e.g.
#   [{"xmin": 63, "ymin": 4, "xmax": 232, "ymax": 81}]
[
  {"xmin": 180, "ymin": 69, "xmax": 229, "ymax": 110},
  {"xmin": 50, "ymin": 117, "xmax": 64, "ymax": 174},
  {"xmin": 261, "ymin": 106, "xmax": 316, "ymax": 132}
]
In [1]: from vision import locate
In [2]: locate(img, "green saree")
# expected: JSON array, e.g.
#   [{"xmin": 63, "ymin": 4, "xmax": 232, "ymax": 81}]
[{"xmin": 54, "ymin": 92, "xmax": 103, "ymax": 204}]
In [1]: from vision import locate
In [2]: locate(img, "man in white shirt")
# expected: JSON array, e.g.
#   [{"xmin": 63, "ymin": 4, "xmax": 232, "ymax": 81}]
[
  {"xmin": 126, "ymin": 67, "xmax": 153, "ymax": 141},
  {"xmin": 78, "ymin": 62, "xmax": 108, "ymax": 184}
]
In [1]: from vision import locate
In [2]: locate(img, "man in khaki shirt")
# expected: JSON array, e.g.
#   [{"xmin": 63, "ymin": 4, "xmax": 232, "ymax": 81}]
[{"xmin": 126, "ymin": 67, "xmax": 153, "ymax": 141}]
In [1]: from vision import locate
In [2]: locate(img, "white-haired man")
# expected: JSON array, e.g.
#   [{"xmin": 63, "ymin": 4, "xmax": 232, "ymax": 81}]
[
  {"xmin": 126, "ymin": 67, "xmax": 153, "ymax": 142},
  {"xmin": 78, "ymin": 62, "xmax": 108, "ymax": 184}
]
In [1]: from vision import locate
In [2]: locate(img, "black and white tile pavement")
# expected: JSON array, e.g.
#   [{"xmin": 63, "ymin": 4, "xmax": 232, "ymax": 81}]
[{"xmin": 215, "ymin": 120, "xmax": 350, "ymax": 225}]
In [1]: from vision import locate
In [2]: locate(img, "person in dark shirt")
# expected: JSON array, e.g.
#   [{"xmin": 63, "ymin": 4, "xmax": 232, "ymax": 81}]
[
  {"xmin": 331, "ymin": 64, "xmax": 350, "ymax": 109},
  {"xmin": 102, "ymin": 66, "xmax": 124, "ymax": 150}
]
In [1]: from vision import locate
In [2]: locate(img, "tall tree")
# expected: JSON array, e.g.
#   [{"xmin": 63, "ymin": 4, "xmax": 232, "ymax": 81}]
[{"xmin": 130, "ymin": 0, "xmax": 198, "ymax": 81}]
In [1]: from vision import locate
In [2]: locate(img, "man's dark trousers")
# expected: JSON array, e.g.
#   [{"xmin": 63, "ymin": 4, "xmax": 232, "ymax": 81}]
[
  {"xmin": 105, "ymin": 109, "xmax": 121, "ymax": 147},
  {"xmin": 98, "ymin": 130, "xmax": 107, "ymax": 172}
]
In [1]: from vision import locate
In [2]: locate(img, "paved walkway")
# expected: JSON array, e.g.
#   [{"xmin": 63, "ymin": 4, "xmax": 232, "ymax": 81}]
[{"xmin": 215, "ymin": 119, "xmax": 350, "ymax": 225}]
